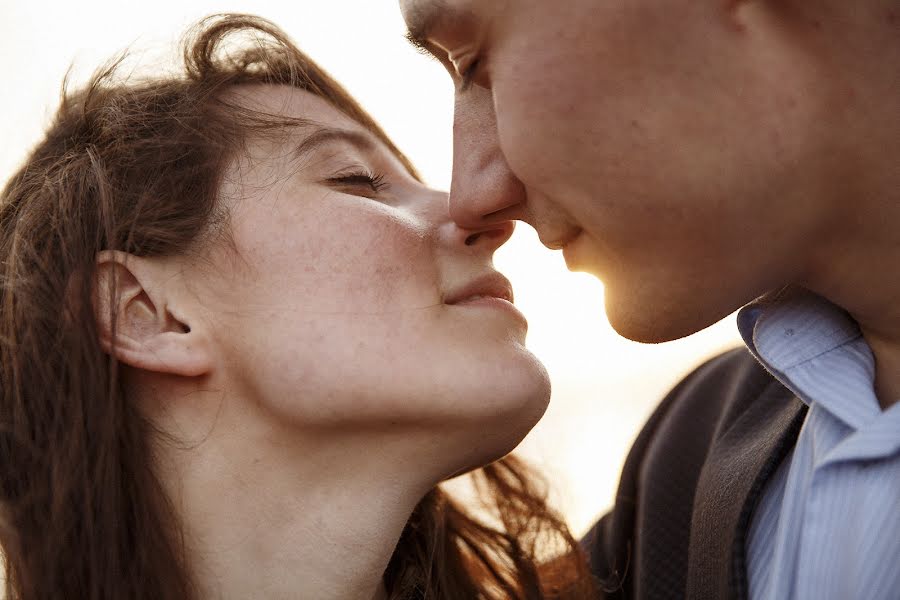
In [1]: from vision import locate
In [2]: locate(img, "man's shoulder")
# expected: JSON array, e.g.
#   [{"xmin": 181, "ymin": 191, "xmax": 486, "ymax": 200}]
[
  {"xmin": 665, "ymin": 346, "xmax": 778, "ymax": 412},
  {"xmin": 637, "ymin": 347, "xmax": 785, "ymax": 462},
  {"xmin": 582, "ymin": 347, "xmax": 796, "ymax": 599}
]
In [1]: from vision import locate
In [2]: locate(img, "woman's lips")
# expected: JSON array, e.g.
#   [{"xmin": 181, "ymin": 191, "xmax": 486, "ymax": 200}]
[
  {"xmin": 451, "ymin": 295, "xmax": 528, "ymax": 328},
  {"xmin": 444, "ymin": 273, "xmax": 527, "ymax": 326},
  {"xmin": 443, "ymin": 272, "xmax": 515, "ymax": 305}
]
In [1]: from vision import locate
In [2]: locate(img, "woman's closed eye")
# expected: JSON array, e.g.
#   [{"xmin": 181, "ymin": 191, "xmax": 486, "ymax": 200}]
[{"xmin": 326, "ymin": 170, "xmax": 391, "ymax": 198}]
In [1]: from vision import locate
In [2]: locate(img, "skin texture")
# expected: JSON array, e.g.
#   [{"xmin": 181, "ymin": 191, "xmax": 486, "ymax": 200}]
[
  {"xmin": 93, "ymin": 85, "xmax": 550, "ymax": 600},
  {"xmin": 400, "ymin": 0, "xmax": 900, "ymax": 407}
]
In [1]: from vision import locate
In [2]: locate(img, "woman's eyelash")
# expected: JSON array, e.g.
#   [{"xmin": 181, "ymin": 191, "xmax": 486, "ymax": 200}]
[{"xmin": 327, "ymin": 171, "xmax": 390, "ymax": 194}]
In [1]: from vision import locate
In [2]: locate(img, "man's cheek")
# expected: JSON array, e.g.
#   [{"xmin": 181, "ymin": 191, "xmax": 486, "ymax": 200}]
[{"xmin": 493, "ymin": 87, "xmax": 559, "ymax": 187}]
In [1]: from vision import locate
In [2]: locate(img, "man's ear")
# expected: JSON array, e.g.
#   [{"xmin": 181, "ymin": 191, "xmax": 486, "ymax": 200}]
[{"xmin": 94, "ymin": 250, "xmax": 212, "ymax": 377}]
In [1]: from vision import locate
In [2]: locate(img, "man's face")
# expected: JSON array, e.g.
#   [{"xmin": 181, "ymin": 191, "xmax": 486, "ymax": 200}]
[{"xmin": 401, "ymin": 0, "xmax": 839, "ymax": 342}]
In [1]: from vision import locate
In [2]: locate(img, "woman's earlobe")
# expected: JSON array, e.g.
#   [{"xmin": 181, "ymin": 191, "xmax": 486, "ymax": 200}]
[
  {"xmin": 93, "ymin": 250, "xmax": 213, "ymax": 377},
  {"xmin": 133, "ymin": 326, "xmax": 213, "ymax": 377}
]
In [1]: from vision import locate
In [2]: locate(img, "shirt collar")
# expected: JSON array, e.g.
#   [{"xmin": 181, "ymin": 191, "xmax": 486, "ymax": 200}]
[{"xmin": 737, "ymin": 286, "xmax": 882, "ymax": 430}]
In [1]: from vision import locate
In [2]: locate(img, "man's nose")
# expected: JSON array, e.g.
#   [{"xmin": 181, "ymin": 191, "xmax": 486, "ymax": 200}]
[
  {"xmin": 448, "ymin": 87, "xmax": 526, "ymax": 230},
  {"xmin": 458, "ymin": 220, "xmax": 515, "ymax": 254}
]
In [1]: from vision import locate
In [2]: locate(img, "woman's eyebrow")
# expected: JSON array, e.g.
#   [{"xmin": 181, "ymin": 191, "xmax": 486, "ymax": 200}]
[{"xmin": 292, "ymin": 127, "xmax": 378, "ymax": 162}]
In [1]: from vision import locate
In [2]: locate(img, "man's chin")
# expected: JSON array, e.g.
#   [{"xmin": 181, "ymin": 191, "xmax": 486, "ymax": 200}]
[
  {"xmin": 558, "ymin": 236, "xmax": 737, "ymax": 341},
  {"xmin": 603, "ymin": 292, "xmax": 725, "ymax": 344}
]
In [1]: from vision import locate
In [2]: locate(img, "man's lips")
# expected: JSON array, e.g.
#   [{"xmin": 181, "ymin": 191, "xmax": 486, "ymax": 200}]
[{"xmin": 540, "ymin": 227, "xmax": 582, "ymax": 251}]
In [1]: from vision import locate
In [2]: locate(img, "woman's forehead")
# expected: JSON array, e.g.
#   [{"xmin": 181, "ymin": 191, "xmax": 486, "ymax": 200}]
[
  {"xmin": 228, "ymin": 83, "xmax": 362, "ymax": 131},
  {"xmin": 223, "ymin": 83, "xmax": 420, "ymax": 185}
]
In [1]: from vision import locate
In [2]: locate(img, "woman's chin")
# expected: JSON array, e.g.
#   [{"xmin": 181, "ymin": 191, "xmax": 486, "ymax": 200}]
[
  {"xmin": 498, "ymin": 351, "xmax": 551, "ymax": 422},
  {"xmin": 454, "ymin": 354, "xmax": 551, "ymax": 462}
]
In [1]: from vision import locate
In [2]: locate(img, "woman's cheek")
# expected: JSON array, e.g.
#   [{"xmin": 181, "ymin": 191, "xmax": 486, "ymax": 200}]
[{"xmin": 289, "ymin": 210, "xmax": 437, "ymax": 311}]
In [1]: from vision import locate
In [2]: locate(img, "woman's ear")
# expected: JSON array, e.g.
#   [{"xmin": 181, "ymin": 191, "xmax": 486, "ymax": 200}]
[{"xmin": 93, "ymin": 250, "xmax": 212, "ymax": 377}]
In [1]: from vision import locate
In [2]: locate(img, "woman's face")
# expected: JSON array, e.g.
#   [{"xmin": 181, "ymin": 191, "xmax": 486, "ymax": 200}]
[{"xmin": 188, "ymin": 85, "xmax": 549, "ymax": 458}]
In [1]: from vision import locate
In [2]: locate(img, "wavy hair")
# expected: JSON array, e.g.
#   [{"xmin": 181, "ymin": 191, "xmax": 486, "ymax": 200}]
[{"xmin": 0, "ymin": 14, "xmax": 596, "ymax": 599}]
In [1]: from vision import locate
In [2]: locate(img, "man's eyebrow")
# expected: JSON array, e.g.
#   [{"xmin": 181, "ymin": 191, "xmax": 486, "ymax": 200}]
[
  {"xmin": 292, "ymin": 127, "xmax": 378, "ymax": 162},
  {"xmin": 406, "ymin": 0, "xmax": 448, "ymax": 54},
  {"xmin": 403, "ymin": 0, "xmax": 454, "ymax": 61}
]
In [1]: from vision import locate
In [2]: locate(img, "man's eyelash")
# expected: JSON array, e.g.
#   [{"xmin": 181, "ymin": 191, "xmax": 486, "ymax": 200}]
[
  {"xmin": 459, "ymin": 59, "xmax": 481, "ymax": 92},
  {"xmin": 327, "ymin": 171, "xmax": 390, "ymax": 194}
]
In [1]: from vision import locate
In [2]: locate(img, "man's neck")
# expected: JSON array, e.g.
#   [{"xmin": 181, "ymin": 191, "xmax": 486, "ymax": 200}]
[
  {"xmin": 862, "ymin": 331, "xmax": 900, "ymax": 410},
  {"xmin": 804, "ymin": 192, "xmax": 900, "ymax": 410},
  {"xmin": 800, "ymin": 0, "xmax": 900, "ymax": 409},
  {"xmin": 810, "ymin": 260, "xmax": 900, "ymax": 410}
]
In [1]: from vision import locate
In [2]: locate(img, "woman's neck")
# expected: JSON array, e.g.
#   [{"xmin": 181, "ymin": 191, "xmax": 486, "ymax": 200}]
[{"xmin": 149, "ymin": 396, "xmax": 436, "ymax": 600}]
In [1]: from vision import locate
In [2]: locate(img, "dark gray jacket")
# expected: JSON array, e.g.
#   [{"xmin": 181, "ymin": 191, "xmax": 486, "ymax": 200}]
[{"xmin": 581, "ymin": 348, "xmax": 806, "ymax": 600}]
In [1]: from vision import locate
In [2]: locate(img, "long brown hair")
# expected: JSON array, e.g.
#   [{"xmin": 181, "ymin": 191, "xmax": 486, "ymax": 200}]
[{"xmin": 0, "ymin": 14, "xmax": 597, "ymax": 599}]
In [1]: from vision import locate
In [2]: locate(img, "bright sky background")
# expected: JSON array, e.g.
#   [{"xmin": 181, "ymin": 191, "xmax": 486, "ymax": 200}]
[{"xmin": 0, "ymin": 0, "xmax": 743, "ymax": 537}]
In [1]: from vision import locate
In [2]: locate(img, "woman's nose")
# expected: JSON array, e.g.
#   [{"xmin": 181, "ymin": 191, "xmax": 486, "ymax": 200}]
[{"xmin": 448, "ymin": 87, "xmax": 526, "ymax": 230}]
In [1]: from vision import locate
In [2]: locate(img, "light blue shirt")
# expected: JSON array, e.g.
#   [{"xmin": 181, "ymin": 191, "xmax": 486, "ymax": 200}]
[{"xmin": 740, "ymin": 288, "xmax": 900, "ymax": 600}]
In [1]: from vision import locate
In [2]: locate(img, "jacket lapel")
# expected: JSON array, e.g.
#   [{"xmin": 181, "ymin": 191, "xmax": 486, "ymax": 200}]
[{"xmin": 686, "ymin": 381, "xmax": 806, "ymax": 600}]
